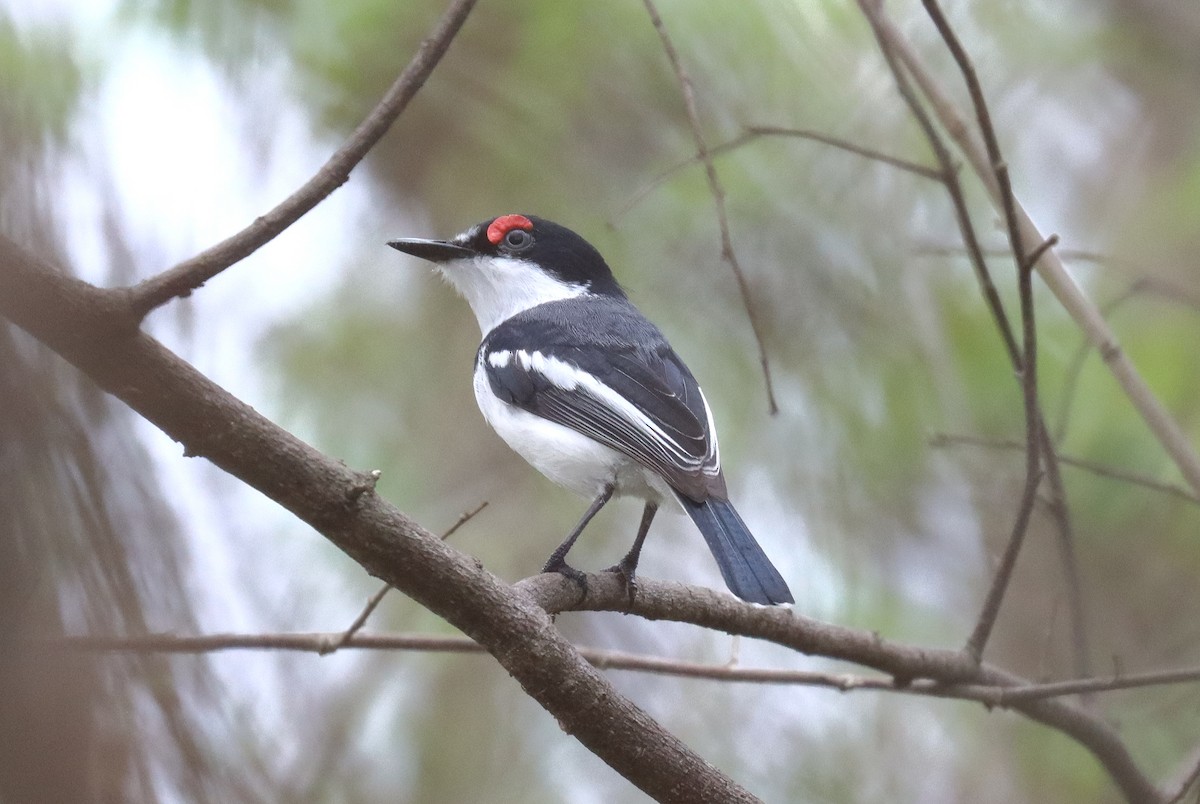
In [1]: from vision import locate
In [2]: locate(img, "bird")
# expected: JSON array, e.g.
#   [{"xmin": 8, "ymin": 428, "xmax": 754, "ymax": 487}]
[{"xmin": 387, "ymin": 214, "xmax": 793, "ymax": 605}]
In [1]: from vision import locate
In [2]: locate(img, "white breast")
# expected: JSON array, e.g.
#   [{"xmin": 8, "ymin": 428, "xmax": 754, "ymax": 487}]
[{"xmin": 472, "ymin": 360, "xmax": 670, "ymax": 502}]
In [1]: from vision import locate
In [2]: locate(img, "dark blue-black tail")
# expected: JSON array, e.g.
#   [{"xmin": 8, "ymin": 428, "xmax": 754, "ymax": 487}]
[{"xmin": 676, "ymin": 495, "xmax": 793, "ymax": 605}]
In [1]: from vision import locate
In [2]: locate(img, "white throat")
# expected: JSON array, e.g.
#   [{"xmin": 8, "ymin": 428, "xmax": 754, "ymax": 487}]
[{"xmin": 437, "ymin": 254, "xmax": 590, "ymax": 335}]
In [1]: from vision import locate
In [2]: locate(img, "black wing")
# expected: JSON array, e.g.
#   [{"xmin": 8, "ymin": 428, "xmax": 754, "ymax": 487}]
[{"xmin": 481, "ymin": 297, "xmax": 725, "ymax": 501}]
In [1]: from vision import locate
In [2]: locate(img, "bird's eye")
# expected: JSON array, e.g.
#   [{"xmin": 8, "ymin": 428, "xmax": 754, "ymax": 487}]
[{"xmin": 502, "ymin": 229, "xmax": 534, "ymax": 252}]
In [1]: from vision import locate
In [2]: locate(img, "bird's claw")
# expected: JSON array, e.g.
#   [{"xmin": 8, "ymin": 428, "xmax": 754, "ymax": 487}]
[
  {"xmin": 604, "ymin": 560, "xmax": 639, "ymax": 607},
  {"xmin": 543, "ymin": 556, "xmax": 589, "ymax": 601}
]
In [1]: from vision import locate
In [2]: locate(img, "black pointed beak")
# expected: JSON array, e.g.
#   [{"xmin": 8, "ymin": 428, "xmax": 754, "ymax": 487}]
[{"xmin": 387, "ymin": 237, "xmax": 476, "ymax": 263}]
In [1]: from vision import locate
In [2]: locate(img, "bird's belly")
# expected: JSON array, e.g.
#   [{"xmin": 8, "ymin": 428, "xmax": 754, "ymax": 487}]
[{"xmin": 473, "ymin": 368, "xmax": 666, "ymax": 500}]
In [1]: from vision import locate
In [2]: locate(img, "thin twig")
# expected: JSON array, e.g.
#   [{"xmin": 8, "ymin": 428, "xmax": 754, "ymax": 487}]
[
  {"xmin": 857, "ymin": 0, "xmax": 1038, "ymax": 665},
  {"xmin": 437, "ymin": 500, "xmax": 491, "ymax": 541},
  {"xmin": 860, "ymin": 0, "xmax": 1091, "ymax": 677},
  {"xmin": 126, "ymin": 0, "xmax": 479, "ymax": 321},
  {"xmin": 1025, "ymin": 234, "xmax": 1060, "ymax": 269},
  {"xmin": 54, "ymin": 630, "xmax": 1200, "ymax": 702},
  {"xmin": 60, "ymin": 632, "xmax": 483, "ymax": 655},
  {"xmin": 964, "ymin": 467, "xmax": 1042, "ymax": 661},
  {"xmin": 320, "ymin": 582, "xmax": 393, "ymax": 656},
  {"xmin": 1055, "ymin": 276, "xmax": 1200, "ymax": 443},
  {"xmin": 1055, "ymin": 282, "xmax": 1147, "ymax": 442},
  {"xmin": 613, "ymin": 125, "xmax": 941, "ymax": 221},
  {"xmin": 613, "ymin": 130, "xmax": 756, "ymax": 221},
  {"xmin": 984, "ymin": 665, "xmax": 1200, "ymax": 704},
  {"xmin": 918, "ymin": 0, "xmax": 1028, "ymax": 264},
  {"xmin": 913, "ymin": 0, "xmax": 1043, "ymax": 663},
  {"xmin": 856, "ymin": 0, "xmax": 1020, "ymax": 367},
  {"xmin": 913, "ymin": 243, "xmax": 1106, "ymax": 264},
  {"xmin": 322, "ymin": 501, "xmax": 488, "ymax": 654},
  {"xmin": 1036, "ymin": 428, "xmax": 1092, "ymax": 694},
  {"xmin": 641, "ymin": 0, "xmax": 779, "ymax": 414},
  {"xmin": 931, "ymin": 432, "xmax": 1200, "ymax": 506},
  {"xmin": 745, "ymin": 125, "xmax": 945, "ymax": 180}
]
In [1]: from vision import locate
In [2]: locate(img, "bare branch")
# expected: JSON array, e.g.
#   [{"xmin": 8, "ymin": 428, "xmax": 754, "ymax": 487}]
[
  {"xmin": 323, "ymin": 500, "xmax": 489, "ymax": 655},
  {"xmin": 1025, "ymin": 234, "xmax": 1060, "ymax": 268},
  {"xmin": 856, "ymin": 0, "xmax": 1020, "ymax": 367},
  {"xmin": 1033, "ymin": 430, "xmax": 1092, "ymax": 694},
  {"xmin": 322, "ymin": 582, "xmax": 392, "ymax": 656},
  {"xmin": 986, "ymin": 665, "xmax": 1200, "ymax": 704},
  {"xmin": 873, "ymin": 5, "xmax": 1200, "ymax": 499},
  {"xmin": 641, "ymin": 0, "xmax": 779, "ymax": 414},
  {"xmin": 1056, "ymin": 276, "xmax": 1200, "ymax": 443},
  {"xmin": 519, "ymin": 572, "xmax": 1163, "ymax": 803},
  {"xmin": 915, "ymin": 0, "xmax": 1044, "ymax": 662},
  {"xmin": 613, "ymin": 125, "xmax": 941, "ymax": 222},
  {"xmin": 917, "ymin": 0, "xmax": 1028, "ymax": 267},
  {"xmin": 40, "ymin": 631, "xmax": 944, "ymax": 693},
  {"xmin": 60, "ymin": 627, "xmax": 1200, "ymax": 709},
  {"xmin": 63, "ymin": 631, "xmax": 485, "ymax": 655},
  {"xmin": 914, "ymin": 243, "xmax": 1110, "ymax": 264},
  {"xmin": 126, "ymin": 0, "xmax": 480, "ymax": 321},
  {"xmin": 932, "ymin": 433, "xmax": 1200, "ymax": 506},
  {"xmin": 438, "ymin": 500, "xmax": 490, "ymax": 540},
  {"xmin": 964, "ymin": 461, "xmax": 1042, "ymax": 661},
  {"xmin": 859, "ymin": 0, "xmax": 1090, "ymax": 682},
  {"xmin": 744, "ymin": 125, "xmax": 945, "ymax": 180},
  {"xmin": 51, "ymin": 630, "xmax": 941, "ymax": 709},
  {"xmin": 857, "ymin": 0, "xmax": 1043, "ymax": 667},
  {"xmin": 1055, "ymin": 281, "xmax": 1148, "ymax": 441}
]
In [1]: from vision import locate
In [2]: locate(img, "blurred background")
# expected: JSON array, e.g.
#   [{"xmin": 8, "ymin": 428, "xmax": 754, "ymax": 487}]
[{"xmin": 2, "ymin": 0, "xmax": 1199, "ymax": 801}]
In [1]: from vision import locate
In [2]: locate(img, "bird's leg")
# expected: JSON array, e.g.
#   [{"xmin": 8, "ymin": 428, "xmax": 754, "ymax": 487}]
[
  {"xmin": 542, "ymin": 484, "xmax": 615, "ymax": 594},
  {"xmin": 606, "ymin": 501, "xmax": 658, "ymax": 604}
]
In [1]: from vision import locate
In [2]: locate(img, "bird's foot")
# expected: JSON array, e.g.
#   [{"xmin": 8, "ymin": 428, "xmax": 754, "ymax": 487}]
[
  {"xmin": 542, "ymin": 555, "xmax": 589, "ymax": 601},
  {"xmin": 604, "ymin": 558, "xmax": 639, "ymax": 607}
]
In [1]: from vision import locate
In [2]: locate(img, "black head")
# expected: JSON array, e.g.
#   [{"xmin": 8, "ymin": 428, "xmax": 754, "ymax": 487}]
[{"xmin": 389, "ymin": 214, "xmax": 626, "ymax": 298}]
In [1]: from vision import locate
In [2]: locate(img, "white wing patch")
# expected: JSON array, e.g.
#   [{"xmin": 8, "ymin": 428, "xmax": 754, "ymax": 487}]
[
  {"xmin": 519, "ymin": 349, "xmax": 720, "ymax": 475},
  {"xmin": 517, "ymin": 350, "xmax": 580, "ymax": 390},
  {"xmin": 696, "ymin": 387, "xmax": 721, "ymax": 475}
]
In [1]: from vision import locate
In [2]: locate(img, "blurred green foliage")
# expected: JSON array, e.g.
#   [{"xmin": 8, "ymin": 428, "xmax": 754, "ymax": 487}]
[{"xmin": 0, "ymin": 19, "xmax": 81, "ymax": 145}]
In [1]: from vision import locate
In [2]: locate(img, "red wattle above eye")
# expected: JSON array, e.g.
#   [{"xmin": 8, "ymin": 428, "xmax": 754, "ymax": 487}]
[{"xmin": 487, "ymin": 214, "xmax": 534, "ymax": 245}]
